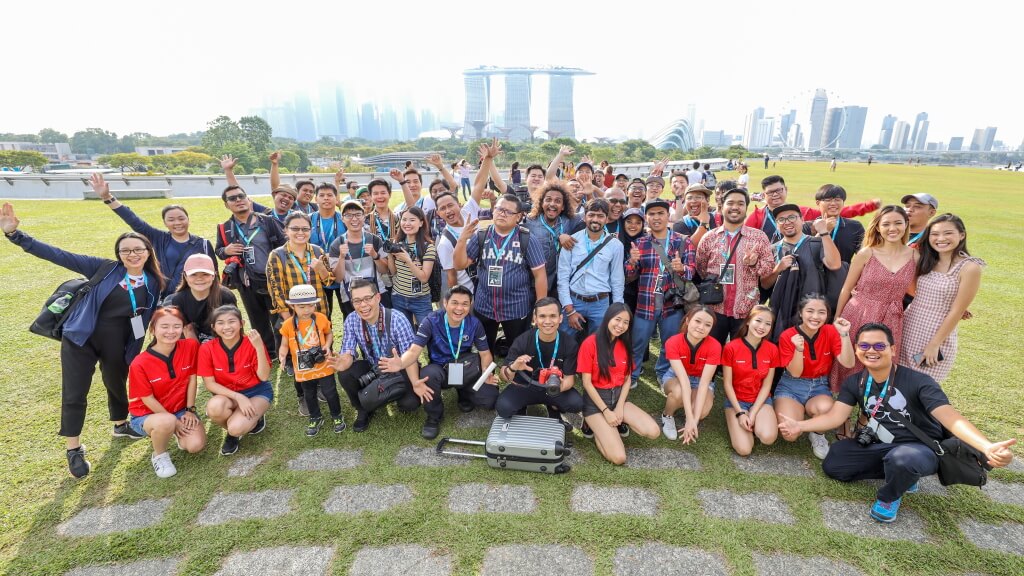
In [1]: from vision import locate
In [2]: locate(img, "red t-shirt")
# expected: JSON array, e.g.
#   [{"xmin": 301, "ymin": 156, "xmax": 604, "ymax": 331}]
[
  {"xmin": 577, "ymin": 335, "xmax": 633, "ymax": 389},
  {"xmin": 665, "ymin": 333, "xmax": 722, "ymax": 377},
  {"xmin": 128, "ymin": 338, "xmax": 200, "ymax": 416},
  {"xmin": 722, "ymin": 338, "xmax": 779, "ymax": 403},
  {"xmin": 779, "ymin": 324, "xmax": 844, "ymax": 378},
  {"xmin": 197, "ymin": 337, "xmax": 267, "ymax": 392}
]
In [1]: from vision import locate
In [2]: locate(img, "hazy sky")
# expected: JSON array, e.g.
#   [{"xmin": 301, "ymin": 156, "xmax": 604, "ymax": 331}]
[{"xmin": 6, "ymin": 1, "xmax": 1021, "ymax": 148}]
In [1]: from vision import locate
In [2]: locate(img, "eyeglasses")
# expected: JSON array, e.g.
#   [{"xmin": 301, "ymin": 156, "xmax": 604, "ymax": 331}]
[
  {"xmin": 343, "ymin": 213, "xmax": 364, "ymax": 220},
  {"xmin": 351, "ymin": 295, "xmax": 376, "ymax": 306},
  {"xmin": 857, "ymin": 342, "xmax": 889, "ymax": 352},
  {"xmin": 776, "ymin": 215, "xmax": 801, "ymax": 224},
  {"xmin": 493, "ymin": 207, "xmax": 520, "ymax": 216},
  {"xmin": 287, "ymin": 227, "xmax": 311, "ymax": 233},
  {"xmin": 225, "ymin": 193, "xmax": 247, "ymax": 202},
  {"xmin": 118, "ymin": 248, "xmax": 149, "ymax": 256},
  {"xmin": 628, "ymin": 187, "xmax": 646, "ymax": 193},
  {"xmin": 764, "ymin": 188, "xmax": 785, "ymax": 196},
  {"xmin": 820, "ymin": 197, "xmax": 844, "ymax": 203},
  {"xmin": 608, "ymin": 199, "xmax": 627, "ymax": 205}
]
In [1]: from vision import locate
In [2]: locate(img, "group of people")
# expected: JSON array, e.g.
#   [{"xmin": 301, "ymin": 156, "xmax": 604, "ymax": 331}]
[{"xmin": 2, "ymin": 140, "xmax": 1014, "ymax": 525}]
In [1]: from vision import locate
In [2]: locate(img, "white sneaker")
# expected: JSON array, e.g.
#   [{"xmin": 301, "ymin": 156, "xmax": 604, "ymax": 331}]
[
  {"xmin": 809, "ymin": 432, "xmax": 830, "ymax": 460},
  {"xmin": 151, "ymin": 452, "xmax": 177, "ymax": 478},
  {"xmin": 660, "ymin": 414, "xmax": 678, "ymax": 440}
]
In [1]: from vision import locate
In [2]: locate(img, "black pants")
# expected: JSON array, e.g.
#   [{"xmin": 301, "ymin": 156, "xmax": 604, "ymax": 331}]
[
  {"xmin": 709, "ymin": 312, "xmax": 745, "ymax": 347},
  {"xmin": 237, "ymin": 282, "xmax": 279, "ymax": 355},
  {"xmin": 495, "ymin": 384, "xmax": 584, "ymax": 419},
  {"xmin": 322, "ymin": 286, "xmax": 342, "ymax": 321},
  {"xmin": 59, "ymin": 328, "xmax": 131, "ymax": 437},
  {"xmin": 477, "ymin": 314, "xmax": 532, "ymax": 357},
  {"xmin": 301, "ymin": 374, "xmax": 342, "ymax": 419},
  {"xmin": 420, "ymin": 363, "xmax": 498, "ymax": 420},
  {"xmin": 337, "ymin": 360, "xmax": 421, "ymax": 415},
  {"xmin": 822, "ymin": 439, "xmax": 939, "ymax": 503}
]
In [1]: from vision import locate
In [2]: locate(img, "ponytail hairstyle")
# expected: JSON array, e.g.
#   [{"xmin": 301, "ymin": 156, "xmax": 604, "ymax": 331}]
[{"xmin": 596, "ymin": 303, "xmax": 634, "ymax": 383}]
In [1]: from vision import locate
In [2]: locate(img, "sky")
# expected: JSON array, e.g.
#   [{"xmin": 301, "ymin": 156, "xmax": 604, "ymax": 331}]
[{"xmin": 5, "ymin": 0, "xmax": 1022, "ymax": 148}]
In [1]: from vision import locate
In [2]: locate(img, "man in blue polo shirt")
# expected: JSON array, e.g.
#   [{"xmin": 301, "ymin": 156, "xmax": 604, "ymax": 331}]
[
  {"xmin": 557, "ymin": 199, "xmax": 624, "ymax": 337},
  {"xmin": 379, "ymin": 286, "xmax": 497, "ymax": 439},
  {"xmin": 453, "ymin": 194, "xmax": 548, "ymax": 351}
]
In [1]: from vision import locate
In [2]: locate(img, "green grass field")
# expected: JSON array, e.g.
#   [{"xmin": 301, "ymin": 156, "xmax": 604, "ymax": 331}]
[{"xmin": 1, "ymin": 161, "xmax": 1022, "ymax": 575}]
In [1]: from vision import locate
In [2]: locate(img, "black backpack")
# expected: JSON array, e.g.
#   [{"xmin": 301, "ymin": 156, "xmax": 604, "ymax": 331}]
[{"xmin": 30, "ymin": 261, "xmax": 118, "ymax": 341}]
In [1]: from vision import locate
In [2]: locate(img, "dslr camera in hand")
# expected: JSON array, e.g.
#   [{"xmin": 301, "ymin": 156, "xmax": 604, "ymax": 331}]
[{"xmin": 380, "ymin": 239, "xmax": 407, "ymax": 255}]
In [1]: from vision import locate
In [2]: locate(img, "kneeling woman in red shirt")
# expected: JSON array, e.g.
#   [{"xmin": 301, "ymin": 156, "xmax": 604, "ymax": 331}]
[
  {"xmin": 722, "ymin": 305, "xmax": 779, "ymax": 456},
  {"xmin": 579, "ymin": 303, "xmax": 660, "ymax": 465},
  {"xmin": 662, "ymin": 306, "xmax": 722, "ymax": 444},
  {"xmin": 198, "ymin": 305, "xmax": 272, "ymax": 456},
  {"xmin": 128, "ymin": 307, "xmax": 207, "ymax": 478}
]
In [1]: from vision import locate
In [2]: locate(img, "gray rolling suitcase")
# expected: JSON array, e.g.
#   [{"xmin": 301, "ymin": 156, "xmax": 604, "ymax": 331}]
[{"xmin": 436, "ymin": 415, "xmax": 571, "ymax": 474}]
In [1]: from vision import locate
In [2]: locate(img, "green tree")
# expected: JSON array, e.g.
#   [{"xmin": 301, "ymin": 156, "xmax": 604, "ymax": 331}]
[
  {"xmin": 38, "ymin": 128, "xmax": 69, "ymax": 143},
  {"xmin": 725, "ymin": 144, "xmax": 751, "ymax": 159},
  {"xmin": 278, "ymin": 150, "xmax": 301, "ymax": 172},
  {"xmin": 70, "ymin": 128, "xmax": 120, "ymax": 154},
  {"xmin": 201, "ymin": 116, "xmax": 242, "ymax": 152},
  {"xmin": 0, "ymin": 133, "xmax": 39, "ymax": 143},
  {"xmin": 239, "ymin": 116, "xmax": 272, "ymax": 156},
  {"xmin": 294, "ymin": 149, "xmax": 310, "ymax": 171},
  {"xmin": 0, "ymin": 150, "xmax": 48, "ymax": 169},
  {"xmin": 98, "ymin": 153, "xmax": 149, "ymax": 172},
  {"xmin": 619, "ymin": 139, "xmax": 657, "ymax": 162}
]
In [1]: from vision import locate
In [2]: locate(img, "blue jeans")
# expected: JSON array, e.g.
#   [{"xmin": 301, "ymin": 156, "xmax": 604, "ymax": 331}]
[
  {"xmin": 391, "ymin": 293, "xmax": 433, "ymax": 330},
  {"xmin": 631, "ymin": 309, "xmax": 684, "ymax": 382},
  {"xmin": 560, "ymin": 296, "xmax": 609, "ymax": 338},
  {"xmin": 724, "ymin": 397, "xmax": 773, "ymax": 410},
  {"xmin": 129, "ymin": 408, "xmax": 187, "ymax": 437},
  {"xmin": 774, "ymin": 373, "xmax": 831, "ymax": 405}
]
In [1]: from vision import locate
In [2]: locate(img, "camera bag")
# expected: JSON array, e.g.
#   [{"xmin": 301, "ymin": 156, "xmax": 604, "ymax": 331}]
[
  {"xmin": 357, "ymin": 308, "xmax": 409, "ymax": 411},
  {"xmin": 697, "ymin": 231, "xmax": 741, "ymax": 305}
]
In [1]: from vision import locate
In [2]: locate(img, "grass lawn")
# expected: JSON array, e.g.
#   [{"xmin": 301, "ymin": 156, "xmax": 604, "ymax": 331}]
[{"xmin": 0, "ymin": 161, "xmax": 1022, "ymax": 575}]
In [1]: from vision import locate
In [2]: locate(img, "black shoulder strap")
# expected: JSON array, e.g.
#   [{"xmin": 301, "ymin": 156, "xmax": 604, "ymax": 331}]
[
  {"xmin": 383, "ymin": 307, "xmax": 395, "ymax": 351},
  {"xmin": 90, "ymin": 260, "xmax": 119, "ymax": 286},
  {"xmin": 569, "ymin": 234, "xmax": 616, "ymax": 287},
  {"xmin": 651, "ymin": 236, "xmax": 689, "ymax": 292}
]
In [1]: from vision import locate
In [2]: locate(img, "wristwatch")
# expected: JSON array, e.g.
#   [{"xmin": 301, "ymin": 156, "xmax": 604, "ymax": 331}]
[
  {"xmin": 185, "ymin": 406, "xmax": 198, "ymax": 415},
  {"xmin": 103, "ymin": 197, "xmax": 117, "ymax": 205}
]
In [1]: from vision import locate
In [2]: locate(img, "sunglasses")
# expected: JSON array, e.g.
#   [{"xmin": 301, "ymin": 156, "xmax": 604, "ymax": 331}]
[
  {"xmin": 857, "ymin": 342, "xmax": 889, "ymax": 352},
  {"xmin": 608, "ymin": 199, "xmax": 627, "ymax": 205},
  {"xmin": 225, "ymin": 193, "xmax": 247, "ymax": 202}
]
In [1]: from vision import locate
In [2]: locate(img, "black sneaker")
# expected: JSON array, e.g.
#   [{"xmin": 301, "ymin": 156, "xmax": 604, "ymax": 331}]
[
  {"xmin": 332, "ymin": 417, "xmax": 346, "ymax": 433},
  {"xmin": 112, "ymin": 422, "xmax": 145, "ymax": 440},
  {"xmin": 220, "ymin": 434, "xmax": 240, "ymax": 456},
  {"xmin": 421, "ymin": 418, "xmax": 441, "ymax": 440},
  {"xmin": 306, "ymin": 416, "xmax": 324, "ymax": 437},
  {"xmin": 617, "ymin": 423, "xmax": 631, "ymax": 438},
  {"xmin": 353, "ymin": 411, "xmax": 371, "ymax": 433},
  {"xmin": 249, "ymin": 415, "xmax": 266, "ymax": 435},
  {"xmin": 581, "ymin": 421, "xmax": 594, "ymax": 439},
  {"xmin": 458, "ymin": 399, "xmax": 474, "ymax": 413},
  {"xmin": 66, "ymin": 446, "xmax": 91, "ymax": 478}
]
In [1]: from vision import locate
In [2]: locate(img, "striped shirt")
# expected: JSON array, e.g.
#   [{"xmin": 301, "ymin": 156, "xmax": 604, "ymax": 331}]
[
  {"xmin": 391, "ymin": 240, "xmax": 437, "ymax": 297},
  {"xmin": 465, "ymin": 226, "xmax": 545, "ymax": 322},
  {"xmin": 266, "ymin": 244, "xmax": 332, "ymax": 315},
  {"xmin": 340, "ymin": 306, "xmax": 416, "ymax": 364},
  {"xmin": 625, "ymin": 232, "xmax": 696, "ymax": 321}
]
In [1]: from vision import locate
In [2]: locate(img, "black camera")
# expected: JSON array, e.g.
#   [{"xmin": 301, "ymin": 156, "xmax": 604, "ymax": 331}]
[
  {"xmin": 357, "ymin": 366, "xmax": 381, "ymax": 388},
  {"xmin": 296, "ymin": 346, "xmax": 326, "ymax": 371},
  {"xmin": 536, "ymin": 368, "xmax": 562, "ymax": 397},
  {"xmin": 854, "ymin": 426, "xmax": 879, "ymax": 447},
  {"xmin": 381, "ymin": 239, "xmax": 406, "ymax": 254},
  {"xmin": 357, "ymin": 366, "xmax": 406, "ymax": 389},
  {"xmin": 223, "ymin": 257, "xmax": 241, "ymax": 277}
]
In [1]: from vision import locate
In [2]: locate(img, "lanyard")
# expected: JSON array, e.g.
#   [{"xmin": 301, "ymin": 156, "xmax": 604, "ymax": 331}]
[
  {"xmin": 287, "ymin": 248, "xmax": 312, "ymax": 284},
  {"xmin": 720, "ymin": 230, "xmax": 741, "ymax": 261},
  {"xmin": 443, "ymin": 314, "xmax": 466, "ymax": 361},
  {"xmin": 316, "ymin": 213, "xmax": 341, "ymax": 248},
  {"xmin": 651, "ymin": 233, "xmax": 671, "ymax": 276},
  {"xmin": 583, "ymin": 232, "xmax": 607, "ymax": 266},
  {"xmin": 375, "ymin": 212, "xmax": 392, "ymax": 239},
  {"xmin": 125, "ymin": 272, "xmax": 147, "ymax": 315},
  {"xmin": 488, "ymin": 226, "xmax": 515, "ymax": 262},
  {"xmin": 776, "ymin": 234, "xmax": 808, "ymax": 261},
  {"xmin": 764, "ymin": 210, "xmax": 780, "ymax": 240},
  {"xmin": 535, "ymin": 330, "xmax": 559, "ymax": 370},
  {"xmin": 406, "ymin": 241, "xmax": 418, "ymax": 259},
  {"xmin": 605, "ymin": 219, "xmax": 620, "ymax": 235},
  {"xmin": 361, "ymin": 307, "xmax": 387, "ymax": 360},
  {"xmin": 864, "ymin": 375, "xmax": 890, "ymax": 420},
  {"xmin": 293, "ymin": 315, "xmax": 318, "ymax": 347},
  {"xmin": 908, "ymin": 231, "xmax": 923, "ymax": 246},
  {"xmin": 233, "ymin": 219, "xmax": 260, "ymax": 246},
  {"xmin": 272, "ymin": 210, "xmax": 288, "ymax": 223},
  {"xmin": 831, "ymin": 217, "xmax": 842, "ymax": 241},
  {"xmin": 346, "ymin": 233, "xmax": 366, "ymax": 271},
  {"xmin": 683, "ymin": 215, "xmax": 697, "ymax": 228},
  {"xmin": 540, "ymin": 218, "xmax": 562, "ymax": 252}
]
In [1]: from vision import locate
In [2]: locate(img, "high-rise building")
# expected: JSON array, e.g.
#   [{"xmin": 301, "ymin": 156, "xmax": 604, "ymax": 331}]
[
  {"xmin": 359, "ymin": 102, "xmax": 380, "ymax": 141},
  {"xmin": 752, "ymin": 118, "xmax": 775, "ymax": 149},
  {"xmin": 948, "ymin": 136, "xmax": 964, "ymax": 151},
  {"xmin": 463, "ymin": 74, "xmax": 490, "ymax": 139},
  {"xmin": 379, "ymin": 104, "xmax": 398, "ymax": 141},
  {"xmin": 742, "ymin": 107, "xmax": 764, "ymax": 148},
  {"xmin": 702, "ymin": 130, "xmax": 726, "ymax": 147},
  {"xmin": 820, "ymin": 107, "xmax": 844, "ymax": 149},
  {"xmin": 548, "ymin": 73, "xmax": 578, "ymax": 139},
  {"xmin": 504, "ymin": 73, "xmax": 532, "ymax": 141},
  {"xmin": 982, "ymin": 127, "xmax": 997, "ymax": 151},
  {"xmin": 334, "ymin": 86, "xmax": 349, "ymax": 138},
  {"xmin": 969, "ymin": 128, "xmax": 985, "ymax": 151},
  {"xmin": 838, "ymin": 106, "xmax": 868, "ymax": 149},
  {"xmin": 780, "ymin": 109, "xmax": 797, "ymax": 142},
  {"xmin": 293, "ymin": 93, "xmax": 317, "ymax": 142},
  {"xmin": 787, "ymin": 124, "xmax": 803, "ymax": 149},
  {"xmin": 878, "ymin": 114, "xmax": 897, "ymax": 148},
  {"xmin": 807, "ymin": 89, "xmax": 828, "ymax": 151},
  {"xmin": 910, "ymin": 112, "xmax": 928, "ymax": 151},
  {"xmin": 890, "ymin": 121, "xmax": 910, "ymax": 151},
  {"xmin": 912, "ymin": 120, "xmax": 929, "ymax": 151}
]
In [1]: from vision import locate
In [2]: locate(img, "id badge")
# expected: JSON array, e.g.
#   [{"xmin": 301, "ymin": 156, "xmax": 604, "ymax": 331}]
[
  {"xmin": 242, "ymin": 246, "xmax": 256, "ymax": 266},
  {"xmin": 447, "ymin": 362, "xmax": 464, "ymax": 387},
  {"xmin": 411, "ymin": 279, "xmax": 422, "ymax": 293},
  {"xmin": 867, "ymin": 418, "xmax": 895, "ymax": 444},
  {"xmin": 130, "ymin": 315, "xmax": 146, "ymax": 340},
  {"xmin": 487, "ymin": 266, "xmax": 503, "ymax": 288},
  {"xmin": 719, "ymin": 264, "xmax": 735, "ymax": 285}
]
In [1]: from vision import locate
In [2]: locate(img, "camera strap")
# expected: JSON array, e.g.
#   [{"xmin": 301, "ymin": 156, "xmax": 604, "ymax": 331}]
[
  {"xmin": 360, "ymin": 307, "xmax": 394, "ymax": 362},
  {"xmin": 294, "ymin": 314, "xmax": 320, "ymax": 348},
  {"xmin": 652, "ymin": 235, "xmax": 691, "ymax": 294},
  {"xmin": 568, "ymin": 233, "xmax": 615, "ymax": 288}
]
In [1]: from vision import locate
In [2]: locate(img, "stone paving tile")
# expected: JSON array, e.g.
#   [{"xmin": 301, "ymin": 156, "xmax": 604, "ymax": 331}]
[
  {"xmin": 323, "ymin": 484, "xmax": 413, "ymax": 514},
  {"xmin": 226, "ymin": 454, "xmax": 269, "ymax": 477},
  {"xmin": 821, "ymin": 499, "xmax": 929, "ymax": 542},
  {"xmin": 613, "ymin": 544, "xmax": 728, "ymax": 575},
  {"xmin": 981, "ymin": 479, "xmax": 1024, "ymax": 507},
  {"xmin": 959, "ymin": 519, "xmax": 1024, "ymax": 556},
  {"xmin": 395, "ymin": 446, "xmax": 471, "ymax": 467},
  {"xmin": 65, "ymin": 557, "xmax": 181, "ymax": 576},
  {"xmin": 698, "ymin": 490, "xmax": 794, "ymax": 525},
  {"xmin": 456, "ymin": 410, "xmax": 495, "ymax": 429},
  {"xmin": 625, "ymin": 448, "xmax": 701, "ymax": 470},
  {"xmin": 1006, "ymin": 459, "xmax": 1024, "ymax": 473},
  {"xmin": 731, "ymin": 453, "xmax": 815, "ymax": 478},
  {"xmin": 286, "ymin": 449, "xmax": 362, "ymax": 471},
  {"xmin": 197, "ymin": 489, "xmax": 294, "ymax": 526},
  {"xmin": 482, "ymin": 545, "xmax": 592, "ymax": 576},
  {"xmin": 571, "ymin": 484, "xmax": 658, "ymax": 517},
  {"xmin": 349, "ymin": 545, "xmax": 452, "ymax": 576},
  {"xmin": 214, "ymin": 546, "xmax": 334, "ymax": 575},
  {"xmin": 863, "ymin": 474, "xmax": 948, "ymax": 496},
  {"xmin": 448, "ymin": 483, "xmax": 536, "ymax": 513},
  {"xmin": 57, "ymin": 499, "xmax": 172, "ymax": 537},
  {"xmin": 752, "ymin": 552, "xmax": 864, "ymax": 575}
]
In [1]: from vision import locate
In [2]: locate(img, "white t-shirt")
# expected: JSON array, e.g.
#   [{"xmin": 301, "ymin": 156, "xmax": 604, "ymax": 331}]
[
  {"xmin": 436, "ymin": 197, "xmax": 482, "ymax": 292},
  {"xmin": 395, "ymin": 194, "xmax": 436, "ymax": 214},
  {"xmin": 737, "ymin": 173, "xmax": 749, "ymax": 188},
  {"xmin": 686, "ymin": 169, "xmax": 704, "ymax": 185}
]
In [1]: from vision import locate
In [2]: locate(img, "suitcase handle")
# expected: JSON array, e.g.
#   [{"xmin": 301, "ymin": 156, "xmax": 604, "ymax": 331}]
[{"xmin": 435, "ymin": 437, "xmax": 488, "ymax": 459}]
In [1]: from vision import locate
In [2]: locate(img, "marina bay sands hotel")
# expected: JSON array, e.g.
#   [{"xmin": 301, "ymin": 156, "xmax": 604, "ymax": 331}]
[{"xmin": 462, "ymin": 66, "xmax": 593, "ymax": 142}]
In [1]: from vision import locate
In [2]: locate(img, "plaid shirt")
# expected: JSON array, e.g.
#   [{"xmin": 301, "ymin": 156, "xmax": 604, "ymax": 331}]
[
  {"xmin": 266, "ymin": 245, "xmax": 333, "ymax": 315},
  {"xmin": 694, "ymin": 226, "xmax": 775, "ymax": 319},
  {"xmin": 625, "ymin": 231, "xmax": 696, "ymax": 321},
  {"xmin": 341, "ymin": 306, "xmax": 416, "ymax": 364}
]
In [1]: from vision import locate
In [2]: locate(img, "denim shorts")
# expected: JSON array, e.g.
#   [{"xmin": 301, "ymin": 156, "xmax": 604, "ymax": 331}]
[
  {"xmin": 774, "ymin": 373, "xmax": 830, "ymax": 405},
  {"xmin": 723, "ymin": 397, "xmax": 773, "ymax": 411},
  {"xmin": 660, "ymin": 373, "xmax": 716, "ymax": 394},
  {"xmin": 583, "ymin": 386, "xmax": 622, "ymax": 417},
  {"xmin": 239, "ymin": 381, "xmax": 274, "ymax": 403},
  {"xmin": 129, "ymin": 408, "xmax": 188, "ymax": 437}
]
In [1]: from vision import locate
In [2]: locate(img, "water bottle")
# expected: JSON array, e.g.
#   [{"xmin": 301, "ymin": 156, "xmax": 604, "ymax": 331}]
[{"xmin": 47, "ymin": 294, "xmax": 73, "ymax": 314}]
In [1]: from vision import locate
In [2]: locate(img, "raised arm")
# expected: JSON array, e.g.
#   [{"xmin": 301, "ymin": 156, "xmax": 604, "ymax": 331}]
[
  {"xmin": 220, "ymin": 155, "xmax": 240, "ymax": 188},
  {"xmin": 390, "ymin": 167, "xmax": 416, "ymax": 208},
  {"xmin": 426, "ymin": 154, "xmax": 458, "ymax": 194},
  {"xmin": 2, "ymin": 202, "xmax": 109, "ymax": 276},
  {"xmin": 269, "ymin": 151, "xmax": 281, "ymax": 192},
  {"xmin": 91, "ymin": 173, "xmax": 163, "ymax": 241},
  {"xmin": 485, "ymin": 139, "xmax": 507, "ymax": 194},
  {"xmin": 546, "ymin": 145, "xmax": 572, "ymax": 182}
]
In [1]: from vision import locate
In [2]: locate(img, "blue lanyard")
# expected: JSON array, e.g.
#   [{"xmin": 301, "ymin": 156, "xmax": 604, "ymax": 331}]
[
  {"xmin": 720, "ymin": 230, "xmax": 740, "ymax": 260},
  {"xmin": 540, "ymin": 218, "xmax": 562, "ymax": 252},
  {"xmin": 287, "ymin": 248, "xmax": 312, "ymax": 284},
  {"xmin": 443, "ymin": 314, "xmax": 466, "ymax": 361},
  {"xmin": 405, "ymin": 241, "xmax": 418, "ymax": 259},
  {"xmin": 764, "ymin": 210, "xmax": 779, "ymax": 239},
  {"xmin": 316, "ymin": 213, "xmax": 341, "ymax": 249},
  {"xmin": 776, "ymin": 234, "xmax": 809, "ymax": 261},
  {"xmin": 908, "ymin": 231, "xmax": 923, "ymax": 246},
  {"xmin": 272, "ymin": 210, "xmax": 289, "ymax": 223},
  {"xmin": 488, "ymin": 226, "xmax": 515, "ymax": 261},
  {"xmin": 535, "ymin": 330, "xmax": 559, "ymax": 370},
  {"xmin": 830, "ymin": 217, "xmax": 841, "ymax": 242},
  {"xmin": 293, "ymin": 315, "xmax": 318, "ymax": 347},
  {"xmin": 864, "ymin": 375, "xmax": 889, "ymax": 419},
  {"xmin": 233, "ymin": 220, "xmax": 260, "ymax": 246},
  {"xmin": 375, "ymin": 213, "xmax": 392, "ymax": 239},
  {"xmin": 683, "ymin": 215, "xmax": 698, "ymax": 228},
  {"xmin": 125, "ymin": 272, "xmax": 147, "ymax": 315}
]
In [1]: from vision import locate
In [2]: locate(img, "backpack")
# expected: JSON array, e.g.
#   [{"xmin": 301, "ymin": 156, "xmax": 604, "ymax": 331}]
[
  {"xmin": 30, "ymin": 261, "xmax": 118, "ymax": 341},
  {"xmin": 704, "ymin": 170, "xmax": 717, "ymax": 188}
]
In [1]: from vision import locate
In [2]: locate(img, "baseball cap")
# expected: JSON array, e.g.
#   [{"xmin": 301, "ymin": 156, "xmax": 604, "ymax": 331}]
[
  {"xmin": 900, "ymin": 193, "xmax": 938, "ymax": 209},
  {"xmin": 771, "ymin": 203, "xmax": 802, "ymax": 218},
  {"xmin": 341, "ymin": 199, "xmax": 365, "ymax": 213},
  {"xmin": 615, "ymin": 173, "xmax": 629, "ymax": 181},
  {"xmin": 622, "ymin": 208, "xmax": 645, "ymax": 221},
  {"xmin": 183, "ymin": 254, "xmax": 216, "ymax": 276},
  {"xmin": 644, "ymin": 199, "xmax": 672, "ymax": 213},
  {"xmin": 646, "ymin": 175, "xmax": 665, "ymax": 187},
  {"xmin": 575, "ymin": 162, "xmax": 594, "ymax": 173},
  {"xmin": 629, "ymin": 177, "xmax": 647, "ymax": 189}
]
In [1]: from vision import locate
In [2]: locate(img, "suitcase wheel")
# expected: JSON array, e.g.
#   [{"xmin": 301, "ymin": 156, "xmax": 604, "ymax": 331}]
[
  {"xmin": 555, "ymin": 464, "xmax": 571, "ymax": 474},
  {"xmin": 540, "ymin": 465, "xmax": 547, "ymax": 472},
  {"xmin": 554, "ymin": 441, "xmax": 565, "ymax": 457}
]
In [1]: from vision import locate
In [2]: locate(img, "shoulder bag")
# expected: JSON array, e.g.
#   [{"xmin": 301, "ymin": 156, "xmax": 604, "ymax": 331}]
[
  {"xmin": 31, "ymin": 260, "xmax": 118, "ymax": 341},
  {"xmin": 697, "ymin": 232, "xmax": 741, "ymax": 305}
]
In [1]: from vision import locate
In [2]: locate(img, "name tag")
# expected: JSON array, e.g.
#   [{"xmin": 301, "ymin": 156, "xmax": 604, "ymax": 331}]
[
  {"xmin": 867, "ymin": 418, "xmax": 895, "ymax": 444},
  {"xmin": 447, "ymin": 362, "xmax": 464, "ymax": 387},
  {"xmin": 487, "ymin": 266, "xmax": 503, "ymax": 287},
  {"xmin": 130, "ymin": 315, "xmax": 146, "ymax": 340},
  {"xmin": 719, "ymin": 264, "xmax": 735, "ymax": 285}
]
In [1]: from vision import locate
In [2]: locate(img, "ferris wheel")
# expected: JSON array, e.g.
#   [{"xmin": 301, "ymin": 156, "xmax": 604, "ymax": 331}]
[{"xmin": 774, "ymin": 88, "xmax": 847, "ymax": 153}]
